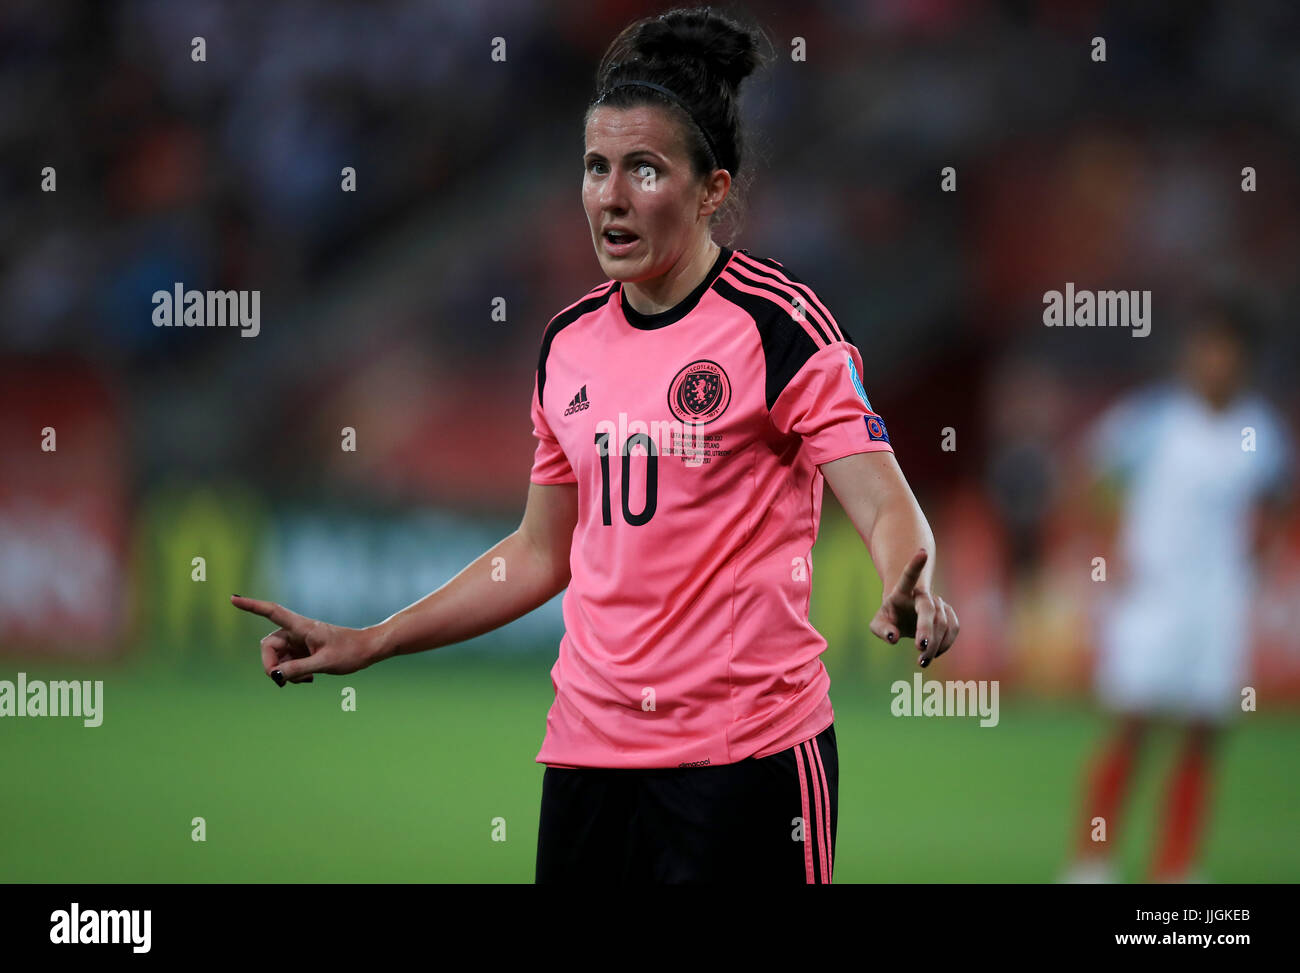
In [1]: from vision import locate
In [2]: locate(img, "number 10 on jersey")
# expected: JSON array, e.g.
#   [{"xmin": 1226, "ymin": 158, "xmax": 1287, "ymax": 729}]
[{"xmin": 594, "ymin": 432, "xmax": 658, "ymax": 526}]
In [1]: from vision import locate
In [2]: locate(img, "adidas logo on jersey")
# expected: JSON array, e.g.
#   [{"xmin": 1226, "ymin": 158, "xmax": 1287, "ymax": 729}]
[{"xmin": 563, "ymin": 385, "xmax": 590, "ymax": 416}]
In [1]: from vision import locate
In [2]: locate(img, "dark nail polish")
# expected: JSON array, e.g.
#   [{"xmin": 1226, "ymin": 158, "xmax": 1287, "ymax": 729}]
[
  {"xmin": 271, "ymin": 669, "xmax": 286, "ymax": 687},
  {"xmin": 921, "ymin": 638, "xmax": 929, "ymax": 649},
  {"xmin": 233, "ymin": 593, "xmax": 242, "ymax": 598}
]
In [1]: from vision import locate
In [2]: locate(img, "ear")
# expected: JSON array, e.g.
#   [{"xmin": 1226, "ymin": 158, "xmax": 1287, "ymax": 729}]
[{"xmin": 701, "ymin": 168, "xmax": 731, "ymax": 217}]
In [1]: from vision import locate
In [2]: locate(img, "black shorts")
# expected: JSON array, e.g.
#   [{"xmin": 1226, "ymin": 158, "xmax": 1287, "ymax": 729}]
[{"xmin": 535, "ymin": 722, "xmax": 838, "ymax": 884}]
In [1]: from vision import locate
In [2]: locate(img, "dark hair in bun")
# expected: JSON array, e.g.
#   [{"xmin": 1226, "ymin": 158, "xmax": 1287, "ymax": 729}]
[{"xmin": 586, "ymin": 6, "xmax": 773, "ymax": 240}]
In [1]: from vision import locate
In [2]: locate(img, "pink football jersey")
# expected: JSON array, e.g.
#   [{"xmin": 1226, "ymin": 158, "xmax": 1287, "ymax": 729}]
[{"xmin": 529, "ymin": 246, "xmax": 894, "ymax": 768}]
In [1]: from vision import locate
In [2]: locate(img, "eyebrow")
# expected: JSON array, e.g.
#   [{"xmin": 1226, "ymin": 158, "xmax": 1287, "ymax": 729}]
[{"xmin": 583, "ymin": 148, "xmax": 667, "ymax": 163}]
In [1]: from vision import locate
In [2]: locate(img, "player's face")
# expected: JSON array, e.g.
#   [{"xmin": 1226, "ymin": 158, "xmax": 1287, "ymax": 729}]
[
  {"xmin": 1184, "ymin": 324, "xmax": 1245, "ymax": 407},
  {"xmin": 582, "ymin": 105, "xmax": 713, "ymax": 281}
]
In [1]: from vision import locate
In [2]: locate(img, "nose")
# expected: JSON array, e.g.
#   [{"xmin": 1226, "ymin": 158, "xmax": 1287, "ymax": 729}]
[{"xmin": 598, "ymin": 169, "xmax": 629, "ymax": 212}]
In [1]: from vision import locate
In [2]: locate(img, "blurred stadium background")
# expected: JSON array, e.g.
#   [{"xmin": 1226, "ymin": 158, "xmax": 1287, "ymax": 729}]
[{"xmin": 2, "ymin": 0, "xmax": 1298, "ymax": 882}]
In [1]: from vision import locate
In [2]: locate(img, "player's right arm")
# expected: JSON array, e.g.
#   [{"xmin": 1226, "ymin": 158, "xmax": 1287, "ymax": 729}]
[
  {"xmin": 1068, "ymin": 385, "xmax": 1164, "ymax": 526},
  {"xmin": 367, "ymin": 481, "xmax": 577, "ymax": 659},
  {"xmin": 232, "ymin": 481, "xmax": 578, "ymax": 682}
]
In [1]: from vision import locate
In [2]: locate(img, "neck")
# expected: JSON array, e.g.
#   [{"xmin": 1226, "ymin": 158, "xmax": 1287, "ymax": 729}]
[
  {"xmin": 623, "ymin": 237, "xmax": 720, "ymax": 315},
  {"xmin": 1203, "ymin": 389, "xmax": 1236, "ymax": 412},
  {"xmin": 1186, "ymin": 375, "xmax": 1240, "ymax": 412}
]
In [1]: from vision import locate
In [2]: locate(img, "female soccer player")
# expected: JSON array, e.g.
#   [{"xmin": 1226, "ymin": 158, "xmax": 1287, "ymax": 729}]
[{"xmin": 232, "ymin": 6, "xmax": 958, "ymax": 884}]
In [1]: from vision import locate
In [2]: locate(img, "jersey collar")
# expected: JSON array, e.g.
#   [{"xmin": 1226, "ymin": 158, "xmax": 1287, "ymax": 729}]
[{"xmin": 618, "ymin": 245, "xmax": 735, "ymax": 330}]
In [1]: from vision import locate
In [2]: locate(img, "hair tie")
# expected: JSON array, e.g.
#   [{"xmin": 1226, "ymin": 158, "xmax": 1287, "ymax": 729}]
[{"xmin": 600, "ymin": 79, "xmax": 726, "ymax": 173}]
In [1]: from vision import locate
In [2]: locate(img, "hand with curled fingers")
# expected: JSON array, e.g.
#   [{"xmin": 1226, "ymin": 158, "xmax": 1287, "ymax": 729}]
[
  {"xmin": 231, "ymin": 595, "xmax": 381, "ymax": 686},
  {"xmin": 868, "ymin": 548, "xmax": 960, "ymax": 668}
]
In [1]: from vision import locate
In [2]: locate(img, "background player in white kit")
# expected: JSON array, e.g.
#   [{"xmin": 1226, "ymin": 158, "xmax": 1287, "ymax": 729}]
[{"xmin": 1063, "ymin": 298, "xmax": 1294, "ymax": 883}]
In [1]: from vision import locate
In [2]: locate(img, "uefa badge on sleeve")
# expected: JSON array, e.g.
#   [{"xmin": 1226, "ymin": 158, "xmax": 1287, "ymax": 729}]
[{"xmin": 865, "ymin": 414, "xmax": 890, "ymax": 444}]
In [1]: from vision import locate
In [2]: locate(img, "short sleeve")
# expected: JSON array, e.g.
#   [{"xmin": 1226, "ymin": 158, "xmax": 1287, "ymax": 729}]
[
  {"xmin": 529, "ymin": 370, "xmax": 577, "ymax": 484},
  {"xmin": 769, "ymin": 340, "xmax": 895, "ymax": 467},
  {"xmin": 1247, "ymin": 401, "xmax": 1295, "ymax": 501},
  {"xmin": 1086, "ymin": 385, "xmax": 1169, "ymax": 481}
]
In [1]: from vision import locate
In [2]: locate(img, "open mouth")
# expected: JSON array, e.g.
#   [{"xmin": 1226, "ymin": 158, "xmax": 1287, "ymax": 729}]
[{"xmin": 604, "ymin": 230, "xmax": 640, "ymax": 246}]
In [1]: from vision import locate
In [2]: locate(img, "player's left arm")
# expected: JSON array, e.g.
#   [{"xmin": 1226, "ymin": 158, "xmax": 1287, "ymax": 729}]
[
  {"xmin": 1250, "ymin": 492, "xmax": 1292, "ymax": 565},
  {"xmin": 1251, "ymin": 457, "xmax": 1296, "ymax": 563},
  {"xmin": 821, "ymin": 450, "xmax": 958, "ymax": 667},
  {"xmin": 1249, "ymin": 409, "xmax": 1297, "ymax": 563}
]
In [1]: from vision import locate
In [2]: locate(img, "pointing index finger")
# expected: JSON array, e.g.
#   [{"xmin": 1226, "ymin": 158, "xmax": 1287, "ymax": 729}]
[
  {"xmin": 893, "ymin": 548, "xmax": 929, "ymax": 597},
  {"xmin": 231, "ymin": 595, "xmax": 304, "ymax": 632}
]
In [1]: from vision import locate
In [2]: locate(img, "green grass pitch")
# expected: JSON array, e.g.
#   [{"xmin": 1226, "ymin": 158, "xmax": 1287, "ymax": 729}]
[{"xmin": 3, "ymin": 653, "xmax": 1297, "ymax": 882}]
